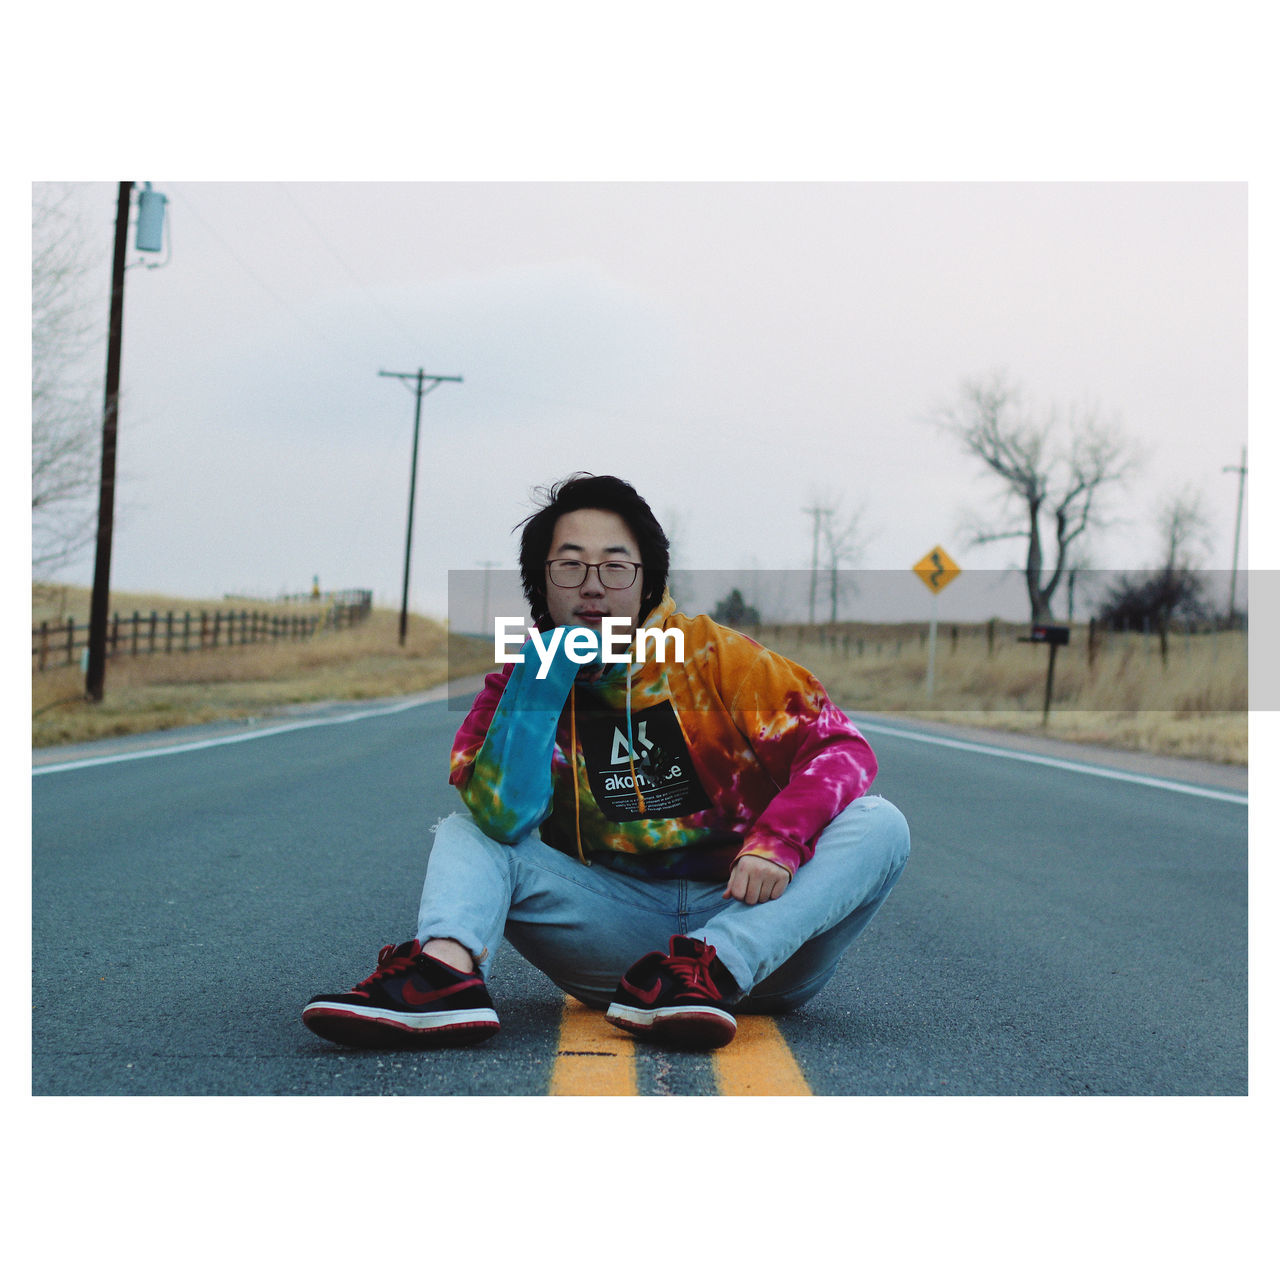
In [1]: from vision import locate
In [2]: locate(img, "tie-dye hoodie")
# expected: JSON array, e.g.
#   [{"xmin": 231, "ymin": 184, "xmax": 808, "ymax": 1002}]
[{"xmin": 448, "ymin": 593, "xmax": 877, "ymax": 881}]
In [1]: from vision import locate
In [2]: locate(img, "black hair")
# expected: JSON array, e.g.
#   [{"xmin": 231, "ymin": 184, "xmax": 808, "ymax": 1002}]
[{"xmin": 516, "ymin": 473, "xmax": 670, "ymax": 629}]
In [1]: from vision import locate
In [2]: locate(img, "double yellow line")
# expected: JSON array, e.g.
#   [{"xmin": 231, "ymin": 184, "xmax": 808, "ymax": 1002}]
[{"xmin": 548, "ymin": 995, "xmax": 811, "ymax": 1095}]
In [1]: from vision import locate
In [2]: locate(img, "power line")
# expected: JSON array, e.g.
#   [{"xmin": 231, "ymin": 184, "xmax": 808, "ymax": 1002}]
[
  {"xmin": 166, "ymin": 186, "xmax": 353, "ymax": 361},
  {"xmin": 277, "ymin": 183, "xmax": 426, "ymax": 352}
]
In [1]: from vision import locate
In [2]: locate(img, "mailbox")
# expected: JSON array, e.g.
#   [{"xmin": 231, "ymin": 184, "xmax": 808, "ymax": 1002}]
[
  {"xmin": 1029, "ymin": 625, "xmax": 1069, "ymax": 645},
  {"xmin": 1017, "ymin": 624, "xmax": 1070, "ymax": 724}
]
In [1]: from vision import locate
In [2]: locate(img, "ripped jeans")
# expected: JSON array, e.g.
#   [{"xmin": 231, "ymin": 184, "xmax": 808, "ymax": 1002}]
[{"xmin": 416, "ymin": 795, "xmax": 910, "ymax": 1013}]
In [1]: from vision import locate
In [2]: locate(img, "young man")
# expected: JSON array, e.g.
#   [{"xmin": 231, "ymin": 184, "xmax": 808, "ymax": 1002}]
[{"xmin": 303, "ymin": 474, "xmax": 909, "ymax": 1051}]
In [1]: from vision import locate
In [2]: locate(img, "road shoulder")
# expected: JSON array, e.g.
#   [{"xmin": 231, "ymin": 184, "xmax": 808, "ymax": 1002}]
[
  {"xmin": 33, "ymin": 678, "xmax": 1246, "ymax": 796},
  {"xmin": 853, "ymin": 710, "xmax": 1247, "ymax": 794}
]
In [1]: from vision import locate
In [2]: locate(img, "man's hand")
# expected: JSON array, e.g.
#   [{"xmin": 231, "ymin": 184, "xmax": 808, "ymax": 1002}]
[{"xmin": 724, "ymin": 853, "xmax": 791, "ymax": 904}]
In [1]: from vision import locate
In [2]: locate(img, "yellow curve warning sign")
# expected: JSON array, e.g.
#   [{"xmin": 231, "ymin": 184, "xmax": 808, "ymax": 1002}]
[{"xmin": 913, "ymin": 545, "xmax": 961, "ymax": 594}]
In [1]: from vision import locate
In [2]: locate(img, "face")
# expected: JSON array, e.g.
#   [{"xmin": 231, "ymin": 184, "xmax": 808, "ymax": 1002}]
[{"xmin": 543, "ymin": 508, "xmax": 646, "ymax": 635}]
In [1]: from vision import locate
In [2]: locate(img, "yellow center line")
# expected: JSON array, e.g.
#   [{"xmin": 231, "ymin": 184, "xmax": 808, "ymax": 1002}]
[
  {"xmin": 548, "ymin": 995, "xmax": 637, "ymax": 1095},
  {"xmin": 548, "ymin": 996, "xmax": 811, "ymax": 1095},
  {"xmin": 712, "ymin": 1015, "xmax": 812, "ymax": 1095}
]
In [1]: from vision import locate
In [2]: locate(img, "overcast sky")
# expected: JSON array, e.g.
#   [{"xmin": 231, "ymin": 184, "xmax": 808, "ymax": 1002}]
[{"xmin": 36, "ymin": 179, "xmax": 1247, "ymax": 624}]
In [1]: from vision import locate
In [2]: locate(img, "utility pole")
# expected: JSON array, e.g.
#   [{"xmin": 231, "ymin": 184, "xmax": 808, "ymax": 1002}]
[
  {"xmin": 803, "ymin": 504, "xmax": 831, "ymax": 626},
  {"xmin": 1223, "ymin": 444, "xmax": 1247, "ymax": 627},
  {"xmin": 85, "ymin": 183, "xmax": 133, "ymax": 702},
  {"xmin": 478, "ymin": 560, "xmax": 499, "ymax": 635},
  {"xmin": 85, "ymin": 182, "xmax": 167, "ymax": 702},
  {"xmin": 378, "ymin": 368, "xmax": 463, "ymax": 644}
]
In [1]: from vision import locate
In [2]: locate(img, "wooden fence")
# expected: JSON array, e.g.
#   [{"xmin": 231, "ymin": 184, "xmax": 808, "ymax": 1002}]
[
  {"xmin": 32, "ymin": 589, "xmax": 373, "ymax": 673},
  {"xmin": 753, "ymin": 614, "xmax": 1244, "ymax": 660}
]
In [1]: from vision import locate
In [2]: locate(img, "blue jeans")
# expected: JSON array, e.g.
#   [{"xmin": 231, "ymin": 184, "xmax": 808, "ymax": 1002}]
[{"xmin": 416, "ymin": 796, "xmax": 910, "ymax": 1013}]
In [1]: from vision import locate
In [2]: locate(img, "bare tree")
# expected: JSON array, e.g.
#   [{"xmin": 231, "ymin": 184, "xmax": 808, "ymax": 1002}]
[
  {"xmin": 32, "ymin": 184, "xmax": 102, "ymax": 582},
  {"xmin": 820, "ymin": 502, "xmax": 867, "ymax": 624},
  {"xmin": 1156, "ymin": 484, "xmax": 1213, "ymax": 572},
  {"xmin": 935, "ymin": 372, "xmax": 1139, "ymax": 623},
  {"xmin": 802, "ymin": 495, "xmax": 867, "ymax": 624}
]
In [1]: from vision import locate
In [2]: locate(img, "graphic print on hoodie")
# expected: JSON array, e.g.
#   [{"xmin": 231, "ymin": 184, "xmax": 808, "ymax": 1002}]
[
  {"xmin": 449, "ymin": 593, "xmax": 878, "ymax": 881},
  {"xmin": 573, "ymin": 696, "xmax": 711, "ymax": 821}
]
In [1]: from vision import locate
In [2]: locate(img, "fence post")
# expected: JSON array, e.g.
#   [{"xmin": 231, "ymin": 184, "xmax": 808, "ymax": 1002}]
[
  {"xmin": 111, "ymin": 612, "xmax": 120, "ymax": 657},
  {"xmin": 67, "ymin": 617, "xmax": 75, "ymax": 667},
  {"xmin": 149, "ymin": 611, "xmax": 158, "ymax": 654},
  {"xmin": 131, "ymin": 611, "xmax": 140, "ymax": 657},
  {"xmin": 166, "ymin": 611, "xmax": 174, "ymax": 653}
]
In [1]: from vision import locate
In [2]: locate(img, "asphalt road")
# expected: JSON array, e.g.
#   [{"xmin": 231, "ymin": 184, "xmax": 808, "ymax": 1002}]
[{"xmin": 31, "ymin": 696, "xmax": 1248, "ymax": 1095}]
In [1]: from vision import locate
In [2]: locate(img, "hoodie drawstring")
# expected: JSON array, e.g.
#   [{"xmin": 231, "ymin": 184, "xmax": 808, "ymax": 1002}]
[
  {"xmin": 624, "ymin": 663, "xmax": 647, "ymax": 815},
  {"xmin": 569, "ymin": 685, "xmax": 587, "ymax": 865},
  {"xmin": 568, "ymin": 658, "xmax": 647, "ymax": 867}
]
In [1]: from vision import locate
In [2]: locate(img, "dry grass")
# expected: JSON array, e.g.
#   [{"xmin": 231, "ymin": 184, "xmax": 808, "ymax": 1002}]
[
  {"xmin": 752, "ymin": 622, "xmax": 1248, "ymax": 765},
  {"xmin": 31, "ymin": 589, "xmax": 1248, "ymax": 765},
  {"xmin": 31, "ymin": 583, "xmax": 495, "ymax": 748}
]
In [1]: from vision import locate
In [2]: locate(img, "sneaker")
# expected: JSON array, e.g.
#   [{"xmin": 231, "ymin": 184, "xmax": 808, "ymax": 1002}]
[
  {"xmin": 302, "ymin": 940, "xmax": 499, "ymax": 1049},
  {"xmin": 605, "ymin": 935, "xmax": 737, "ymax": 1049}
]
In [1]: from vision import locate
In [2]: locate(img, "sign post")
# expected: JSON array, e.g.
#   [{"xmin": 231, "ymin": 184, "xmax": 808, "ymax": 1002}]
[{"xmin": 912, "ymin": 546, "xmax": 961, "ymax": 699}]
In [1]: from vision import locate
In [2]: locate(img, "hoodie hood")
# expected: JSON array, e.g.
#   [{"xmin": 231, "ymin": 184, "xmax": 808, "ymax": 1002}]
[{"xmin": 574, "ymin": 589, "xmax": 679, "ymax": 689}]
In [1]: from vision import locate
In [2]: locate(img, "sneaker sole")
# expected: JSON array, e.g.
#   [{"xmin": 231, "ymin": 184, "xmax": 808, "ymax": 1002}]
[
  {"xmin": 604, "ymin": 1002, "xmax": 737, "ymax": 1049},
  {"xmin": 302, "ymin": 1002, "xmax": 500, "ymax": 1050}
]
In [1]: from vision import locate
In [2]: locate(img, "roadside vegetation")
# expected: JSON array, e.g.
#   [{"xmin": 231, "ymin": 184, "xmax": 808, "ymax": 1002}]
[
  {"xmin": 32, "ymin": 587, "xmax": 1246, "ymax": 765},
  {"xmin": 755, "ymin": 621, "xmax": 1247, "ymax": 765},
  {"xmin": 31, "ymin": 584, "xmax": 494, "ymax": 748}
]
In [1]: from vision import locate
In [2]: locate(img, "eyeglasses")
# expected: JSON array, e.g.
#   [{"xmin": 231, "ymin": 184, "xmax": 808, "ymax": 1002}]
[{"xmin": 546, "ymin": 559, "xmax": 642, "ymax": 590}]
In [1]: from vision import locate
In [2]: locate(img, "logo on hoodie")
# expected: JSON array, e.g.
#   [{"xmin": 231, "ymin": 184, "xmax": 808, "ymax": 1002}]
[{"xmin": 576, "ymin": 699, "xmax": 711, "ymax": 821}]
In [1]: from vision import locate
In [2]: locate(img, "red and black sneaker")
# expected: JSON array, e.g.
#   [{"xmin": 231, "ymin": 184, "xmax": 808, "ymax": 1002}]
[
  {"xmin": 605, "ymin": 935, "xmax": 737, "ymax": 1049},
  {"xmin": 302, "ymin": 939, "xmax": 499, "ymax": 1049}
]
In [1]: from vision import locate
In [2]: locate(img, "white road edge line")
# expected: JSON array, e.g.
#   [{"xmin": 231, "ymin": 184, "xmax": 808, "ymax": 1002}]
[
  {"xmin": 31, "ymin": 693, "xmax": 442, "ymax": 776},
  {"xmin": 860, "ymin": 720, "xmax": 1247, "ymax": 805},
  {"xmin": 34, "ymin": 700, "xmax": 1247, "ymax": 806}
]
